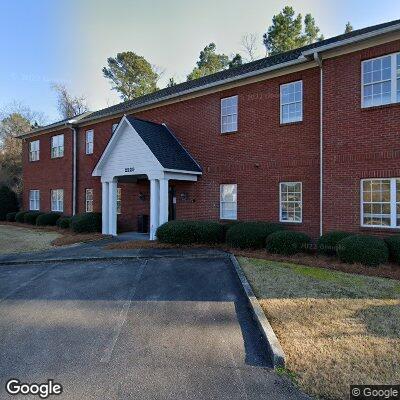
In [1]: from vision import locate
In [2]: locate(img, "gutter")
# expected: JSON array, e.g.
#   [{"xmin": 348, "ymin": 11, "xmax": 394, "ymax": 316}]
[{"xmin": 65, "ymin": 119, "xmax": 78, "ymax": 216}]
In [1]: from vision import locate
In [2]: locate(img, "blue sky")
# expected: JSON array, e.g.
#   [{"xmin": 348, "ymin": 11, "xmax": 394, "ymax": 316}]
[{"xmin": 1, "ymin": 0, "xmax": 399, "ymax": 123}]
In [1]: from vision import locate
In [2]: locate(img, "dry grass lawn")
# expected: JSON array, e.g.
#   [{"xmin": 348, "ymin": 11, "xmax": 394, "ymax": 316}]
[{"xmin": 239, "ymin": 257, "xmax": 400, "ymax": 400}]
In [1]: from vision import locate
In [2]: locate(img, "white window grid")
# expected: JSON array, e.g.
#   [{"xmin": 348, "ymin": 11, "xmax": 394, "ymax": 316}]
[
  {"xmin": 86, "ymin": 130, "xmax": 94, "ymax": 154},
  {"xmin": 362, "ymin": 52, "xmax": 400, "ymax": 108},
  {"xmin": 279, "ymin": 182, "xmax": 302, "ymax": 223},
  {"xmin": 221, "ymin": 96, "xmax": 238, "ymax": 133},
  {"xmin": 117, "ymin": 187, "xmax": 122, "ymax": 214},
  {"xmin": 51, "ymin": 189, "xmax": 64, "ymax": 212},
  {"xmin": 85, "ymin": 189, "xmax": 93, "ymax": 212},
  {"xmin": 51, "ymin": 134, "xmax": 64, "ymax": 158},
  {"xmin": 29, "ymin": 190, "xmax": 40, "ymax": 211},
  {"xmin": 361, "ymin": 178, "xmax": 400, "ymax": 228},
  {"xmin": 29, "ymin": 140, "xmax": 40, "ymax": 161},
  {"xmin": 220, "ymin": 184, "xmax": 237, "ymax": 220},
  {"xmin": 280, "ymin": 81, "xmax": 303, "ymax": 124}
]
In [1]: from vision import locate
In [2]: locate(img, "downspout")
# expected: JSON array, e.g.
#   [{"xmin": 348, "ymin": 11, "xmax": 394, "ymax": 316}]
[
  {"xmin": 65, "ymin": 121, "xmax": 78, "ymax": 216},
  {"xmin": 314, "ymin": 52, "xmax": 323, "ymax": 236}
]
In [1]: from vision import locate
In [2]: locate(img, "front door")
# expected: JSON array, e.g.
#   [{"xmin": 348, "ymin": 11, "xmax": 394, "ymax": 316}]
[{"xmin": 168, "ymin": 187, "xmax": 176, "ymax": 221}]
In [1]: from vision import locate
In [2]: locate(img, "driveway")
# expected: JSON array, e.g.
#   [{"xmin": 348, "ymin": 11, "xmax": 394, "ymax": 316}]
[{"xmin": 0, "ymin": 256, "xmax": 309, "ymax": 399}]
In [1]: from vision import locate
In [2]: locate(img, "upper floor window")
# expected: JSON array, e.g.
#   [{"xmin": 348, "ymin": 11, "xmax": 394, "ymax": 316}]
[
  {"xmin": 220, "ymin": 184, "xmax": 237, "ymax": 220},
  {"xmin": 85, "ymin": 188, "xmax": 93, "ymax": 212},
  {"xmin": 221, "ymin": 96, "xmax": 238, "ymax": 133},
  {"xmin": 117, "ymin": 187, "xmax": 122, "ymax": 214},
  {"xmin": 112, "ymin": 123, "xmax": 118, "ymax": 133},
  {"xmin": 280, "ymin": 182, "xmax": 302, "ymax": 223},
  {"xmin": 86, "ymin": 130, "xmax": 94, "ymax": 154},
  {"xmin": 280, "ymin": 81, "xmax": 303, "ymax": 124},
  {"xmin": 51, "ymin": 189, "xmax": 64, "ymax": 212},
  {"xmin": 29, "ymin": 140, "xmax": 40, "ymax": 161},
  {"xmin": 362, "ymin": 52, "xmax": 400, "ymax": 108},
  {"xmin": 29, "ymin": 190, "xmax": 40, "ymax": 210},
  {"xmin": 51, "ymin": 134, "xmax": 64, "ymax": 158}
]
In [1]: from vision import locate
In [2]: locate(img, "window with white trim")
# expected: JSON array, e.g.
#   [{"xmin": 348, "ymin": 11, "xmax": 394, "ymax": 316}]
[
  {"xmin": 117, "ymin": 187, "xmax": 122, "ymax": 214},
  {"xmin": 85, "ymin": 189, "xmax": 93, "ymax": 212},
  {"xmin": 280, "ymin": 182, "xmax": 302, "ymax": 223},
  {"xmin": 29, "ymin": 140, "xmax": 40, "ymax": 161},
  {"xmin": 51, "ymin": 134, "xmax": 64, "ymax": 158},
  {"xmin": 29, "ymin": 190, "xmax": 40, "ymax": 210},
  {"xmin": 362, "ymin": 52, "xmax": 400, "ymax": 108},
  {"xmin": 221, "ymin": 96, "xmax": 238, "ymax": 133},
  {"xmin": 361, "ymin": 178, "xmax": 400, "ymax": 228},
  {"xmin": 85, "ymin": 130, "xmax": 94, "ymax": 154},
  {"xmin": 280, "ymin": 81, "xmax": 302, "ymax": 124},
  {"xmin": 51, "ymin": 189, "xmax": 64, "ymax": 212},
  {"xmin": 220, "ymin": 184, "xmax": 237, "ymax": 220},
  {"xmin": 112, "ymin": 123, "xmax": 118, "ymax": 133}
]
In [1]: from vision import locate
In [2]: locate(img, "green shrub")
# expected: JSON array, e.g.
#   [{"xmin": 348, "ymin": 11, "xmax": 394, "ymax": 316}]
[
  {"xmin": 156, "ymin": 221, "xmax": 224, "ymax": 245},
  {"xmin": 24, "ymin": 211, "xmax": 44, "ymax": 225},
  {"xmin": 337, "ymin": 235, "xmax": 388, "ymax": 267},
  {"xmin": 317, "ymin": 231, "xmax": 352, "ymax": 256},
  {"xmin": 15, "ymin": 211, "xmax": 29, "ymax": 223},
  {"xmin": 0, "ymin": 185, "xmax": 18, "ymax": 220},
  {"xmin": 384, "ymin": 236, "xmax": 400, "ymax": 264},
  {"xmin": 266, "ymin": 230, "xmax": 312, "ymax": 255},
  {"xmin": 5, "ymin": 212, "xmax": 17, "ymax": 222},
  {"xmin": 57, "ymin": 216, "xmax": 71, "ymax": 229},
  {"xmin": 71, "ymin": 212, "xmax": 102, "ymax": 233},
  {"xmin": 226, "ymin": 222, "xmax": 284, "ymax": 249},
  {"xmin": 36, "ymin": 212, "xmax": 62, "ymax": 226}
]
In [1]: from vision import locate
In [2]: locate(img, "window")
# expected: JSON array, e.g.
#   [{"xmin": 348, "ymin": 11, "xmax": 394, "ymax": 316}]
[
  {"xmin": 280, "ymin": 182, "xmax": 302, "ymax": 223},
  {"xmin": 280, "ymin": 81, "xmax": 302, "ymax": 124},
  {"xmin": 29, "ymin": 140, "xmax": 40, "ymax": 161},
  {"xmin": 29, "ymin": 190, "xmax": 40, "ymax": 210},
  {"xmin": 362, "ymin": 52, "xmax": 400, "ymax": 108},
  {"xmin": 112, "ymin": 123, "xmax": 118, "ymax": 133},
  {"xmin": 51, "ymin": 134, "xmax": 64, "ymax": 158},
  {"xmin": 85, "ymin": 130, "xmax": 94, "ymax": 154},
  {"xmin": 117, "ymin": 187, "xmax": 121, "ymax": 214},
  {"xmin": 51, "ymin": 189, "xmax": 64, "ymax": 212},
  {"xmin": 220, "ymin": 184, "xmax": 237, "ymax": 220},
  {"xmin": 361, "ymin": 178, "xmax": 400, "ymax": 228},
  {"xmin": 221, "ymin": 96, "xmax": 238, "ymax": 133},
  {"xmin": 85, "ymin": 189, "xmax": 93, "ymax": 212}
]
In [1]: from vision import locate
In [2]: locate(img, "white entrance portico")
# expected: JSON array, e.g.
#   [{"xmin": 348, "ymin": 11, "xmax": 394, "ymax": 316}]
[{"xmin": 92, "ymin": 115, "xmax": 202, "ymax": 239}]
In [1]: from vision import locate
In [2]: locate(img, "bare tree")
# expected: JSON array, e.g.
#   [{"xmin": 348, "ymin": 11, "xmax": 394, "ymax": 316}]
[
  {"xmin": 241, "ymin": 33, "xmax": 259, "ymax": 61},
  {"xmin": 51, "ymin": 83, "xmax": 89, "ymax": 119}
]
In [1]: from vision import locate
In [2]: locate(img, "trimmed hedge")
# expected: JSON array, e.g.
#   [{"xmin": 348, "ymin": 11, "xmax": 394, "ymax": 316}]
[
  {"xmin": 0, "ymin": 185, "xmax": 18, "ymax": 220},
  {"xmin": 317, "ymin": 231, "xmax": 352, "ymax": 256},
  {"xmin": 266, "ymin": 230, "xmax": 312, "ymax": 255},
  {"xmin": 226, "ymin": 222, "xmax": 284, "ymax": 249},
  {"xmin": 71, "ymin": 212, "xmax": 102, "ymax": 233},
  {"xmin": 24, "ymin": 211, "xmax": 44, "ymax": 225},
  {"xmin": 36, "ymin": 212, "xmax": 62, "ymax": 226},
  {"xmin": 57, "ymin": 216, "xmax": 71, "ymax": 229},
  {"xmin": 337, "ymin": 235, "xmax": 388, "ymax": 267},
  {"xmin": 384, "ymin": 236, "xmax": 400, "ymax": 264},
  {"xmin": 15, "ymin": 211, "xmax": 29, "ymax": 223},
  {"xmin": 6, "ymin": 212, "xmax": 17, "ymax": 222},
  {"xmin": 156, "ymin": 221, "xmax": 224, "ymax": 245}
]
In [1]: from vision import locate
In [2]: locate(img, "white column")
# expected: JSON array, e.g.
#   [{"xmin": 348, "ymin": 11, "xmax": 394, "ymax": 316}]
[
  {"xmin": 108, "ymin": 180, "xmax": 118, "ymax": 236},
  {"xmin": 101, "ymin": 182, "xmax": 109, "ymax": 234},
  {"xmin": 149, "ymin": 179, "xmax": 160, "ymax": 240},
  {"xmin": 159, "ymin": 178, "xmax": 169, "ymax": 227}
]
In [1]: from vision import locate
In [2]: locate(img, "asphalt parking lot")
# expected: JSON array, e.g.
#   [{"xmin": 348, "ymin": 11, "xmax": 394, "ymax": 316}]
[{"xmin": 0, "ymin": 257, "xmax": 309, "ymax": 399}]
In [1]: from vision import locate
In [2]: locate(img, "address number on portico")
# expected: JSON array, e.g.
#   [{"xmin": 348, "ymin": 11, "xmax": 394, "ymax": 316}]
[{"xmin": 124, "ymin": 167, "xmax": 135, "ymax": 173}]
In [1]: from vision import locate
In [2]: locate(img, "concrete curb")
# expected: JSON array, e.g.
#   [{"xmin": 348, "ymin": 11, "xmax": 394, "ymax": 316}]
[{"xmin": 229, "ymin": 254, "xmax": 286, "ymax": 368}]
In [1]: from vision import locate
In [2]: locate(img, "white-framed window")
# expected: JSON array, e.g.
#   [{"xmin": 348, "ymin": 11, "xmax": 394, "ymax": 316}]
[
  {"xmin": 280, "ymin": 80, "xmax": 303, "ymax": 124},
  {"xmin": 29, "ymin": 190, "xmax": 40, "ymax": 211},
  {"xmin": 361, "ymin": 178, "xmax": 400, "ymax": 228},
  {"xmin": 221, "ymin": 95, "xmax": 238, "ymax": 133},
  {"xmin": 85, "ymin": 188, "xmax": 93, "ymax": 212},
  {"xmin": 29, "ymin": 140, "xmax": 40, "ymax": 161},
  {"xmin": 220, "ymin": 184, "xmax": 237, "ymax": 220},
  {"xmin": 362, "ymin": 52, "xmax": 400, "ymax": 108},
  {"xmin": 51, "ymin": 189, "xmax": 64, "ymax": 212},
  {"xmin": 279, "ymin": 182, "xmax": 302, "ymax": 223},
  {"xmin": 51, "ymin": 134, "xmax": 64, "ymax": 158},
  {"xmin": 112, "ymin": 123, "xmax": 118, "ymax": 133},
  {"xmin": 85, "ymin": 130, "xmax": 94, "ymax": 154},
  {"xmin": 117, "ymin": 187, "xmax": 122, "ymax": 214}
]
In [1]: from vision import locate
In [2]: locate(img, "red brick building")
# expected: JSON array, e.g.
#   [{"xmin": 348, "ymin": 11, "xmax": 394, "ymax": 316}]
[{"xmin": 20, "ymin": 19, "xmax": 400, "ymax": 239}]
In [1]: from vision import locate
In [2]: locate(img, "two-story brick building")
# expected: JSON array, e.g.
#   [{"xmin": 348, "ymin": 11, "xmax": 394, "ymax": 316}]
[{"xmin": 19, "ymin": 19, "xmax": 400, "ymax": 240}]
